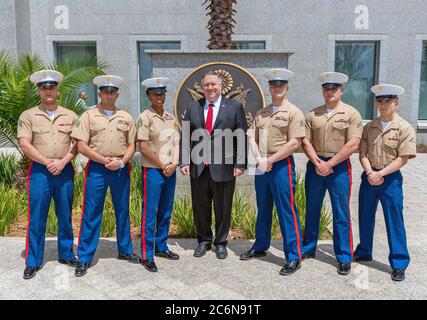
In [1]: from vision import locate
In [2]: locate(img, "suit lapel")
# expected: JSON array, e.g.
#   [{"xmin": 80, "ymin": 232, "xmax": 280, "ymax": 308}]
[
  {"xmin": 198, "ymin": 98, "xmax": 206, "ymax": 129},
  {"xmin": 213, "ymin": 97, "xmax": 227, "ymax": 130}
]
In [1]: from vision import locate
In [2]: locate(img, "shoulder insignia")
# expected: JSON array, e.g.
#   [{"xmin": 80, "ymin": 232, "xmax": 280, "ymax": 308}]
[{"xmin": 137, "ymin": 118, "xmax": 143, "ymax": 128}]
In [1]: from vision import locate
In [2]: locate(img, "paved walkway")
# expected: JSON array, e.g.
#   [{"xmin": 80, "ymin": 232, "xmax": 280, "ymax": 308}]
[{"xmin": 0, "ymin": 154, "xmax": 426, "ymax": 300}]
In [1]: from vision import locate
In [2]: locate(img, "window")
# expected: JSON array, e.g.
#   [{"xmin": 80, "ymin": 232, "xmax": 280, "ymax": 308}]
[
  {"xmin": 419, "ymin": 42, "xmax": 427, "ymax": 120},
  {"xmin": 138, "ymin": 42, "xmax": 181, "ymax": 112},
  {"xmin": 54, "ymin": 42, "xmax": 98, "ymax": 107},
  {"xmin": 335, "ymin": 41, "xmax": 380, "ymax": 120},
  {"xmin": 231, "ymin": 41, "xmax": 266, "ymax": 50}
]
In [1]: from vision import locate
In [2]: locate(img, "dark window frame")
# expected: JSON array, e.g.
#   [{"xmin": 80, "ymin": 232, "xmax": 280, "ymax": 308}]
[
  {"xmin": 335, "ymin": 40, "xmax": 381, "ymax": 120},
  {"xmin": 54, "ymin": 41, "xmax": 98, "ymax": 107}
]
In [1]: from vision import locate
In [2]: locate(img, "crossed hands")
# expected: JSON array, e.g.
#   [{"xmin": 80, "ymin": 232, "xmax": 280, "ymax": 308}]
[
  {"xmin": 179, "ymin": 165, "xmax": 245, "ymax": 177},
  {"xmin": 367, "ymin": 171, "xmax": 384, "ymax": 186},
  {"xmin": 257, "ymin": 157, "xmax": 273, "ymax": 173},
  {"xmin": 315, "ymin": 159, "xmax": 334, "ymax": 177},
  {"xmin": 46, "ymin": 159, "xmax": 66, "ymax": 176},
  {"xmin": 105, "ymin": 157, "xmax": 123, "ymax": 171},
  {"xmin": 162, "ymin": 163, "xmax": 177, "ymax": 177}
]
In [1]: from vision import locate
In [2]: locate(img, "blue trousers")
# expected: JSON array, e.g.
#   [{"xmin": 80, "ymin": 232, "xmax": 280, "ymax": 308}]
[
  {"xmin": 77, "ymin": 161, "xmax": 133, "ymax": 263},
  {"xmin": 141, "ymin": 168, "xmax": 176, "ymax": 261},
  {"xmin": 355, "ymin": 170, "xmax": 410, "ymax": 270},
  {"xmin": 25, "ymin": 162, "xmax": 75, "ymax": 268},
  {"xmin": 303, "ymin": 158, "xmax": 354, "ymax": 263},
  {"xmin": 252, "ymin": 157, "xmax": 303, "ymax": 262}
]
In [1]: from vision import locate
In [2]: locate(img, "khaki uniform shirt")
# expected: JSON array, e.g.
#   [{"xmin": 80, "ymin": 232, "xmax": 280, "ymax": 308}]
[
  {"xmin": 249, "ymin": 101, "xmax": 306, "ymax": 157},
  {"xmin": 136, "ymin": 107, "xmax": 179, "ymax": 169},
  {"xmin": 305, "ymin": 102, "xmax": 363, "ymax": 157},
  {"xmin": 17, "ymin": 106, "xmax": 77, "ymax": 159},
  {"xmin": 71, "ymin": 106, "xmax": 136, "ymax": 158},
  {"xmin": 361, "ymin": 115, "xmax": 416, "ymax": 169}
]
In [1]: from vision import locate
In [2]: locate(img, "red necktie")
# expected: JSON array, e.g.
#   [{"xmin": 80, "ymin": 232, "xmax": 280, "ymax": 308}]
[{"xmin": 206, "ymin": 103, "xmax": 214, "ymax": 135}]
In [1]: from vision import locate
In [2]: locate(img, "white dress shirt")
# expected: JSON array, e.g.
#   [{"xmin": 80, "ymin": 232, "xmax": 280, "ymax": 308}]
[{"xmin": 204, "ymin": 96, "xmax": 222, "ymax": 126}]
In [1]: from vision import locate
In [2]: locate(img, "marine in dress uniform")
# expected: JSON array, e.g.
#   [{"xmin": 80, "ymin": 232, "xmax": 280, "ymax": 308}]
[
  {"xmin": 71, "ymin": 75, "xmax": 140, "ymax": 277},
  {"xmin": 137, "ymin": 77, "xmax": 180, "ymax": 272},
  {"xmin": 240, "ymin": 69, "xmax": 305, "ymax": 275},
  {"xmin": 301, "ymin": 72, "xmax": 363, "ymax": 275},
  {"xmin": 18, "ymin": 70, "xmax": 78, "ymax": 280},
  {"xmin": 354, "ymin": 84, "xmax": 416, "ymax": 282}
]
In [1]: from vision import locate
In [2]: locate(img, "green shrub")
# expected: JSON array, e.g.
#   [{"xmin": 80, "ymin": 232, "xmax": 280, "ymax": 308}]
[
  {"xmin": 100, "ymin": 191, "xmax": 117, "ymax": 237},
  {"xmin": 129, "ymin": 161, "xmax": 142, "ymax": 230},
  {"xmin": 0, "ymin": 182, "xmax": 26, "ymax": 235},
  {"xmin": 0, "ymin": 154, "xmax": 19, "ymax": 187},
  {"xmin": 235, "ymin": 206, "xmax": 258, "ymax": 239},
  {"xmin": 230, "ymin": 192, "xmax": 251, "ymax": 229},
  {"xmin": 171, "ymin": 196, "xmax": 197, "ymax": 238},
  {"xmin": 45, "ymin": 202, "xmax": 58, "ymax": 236}
]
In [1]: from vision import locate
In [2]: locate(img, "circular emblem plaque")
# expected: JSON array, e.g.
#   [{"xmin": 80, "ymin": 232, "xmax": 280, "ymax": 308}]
[{"xmin": 174, "ymin": 62, "xmax": 265, "ymax": 128}]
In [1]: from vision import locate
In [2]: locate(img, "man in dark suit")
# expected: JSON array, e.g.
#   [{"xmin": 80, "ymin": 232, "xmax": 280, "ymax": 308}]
[{"xmin": 180, "ymin": 71, "xmax": 248, "ymax": 259}]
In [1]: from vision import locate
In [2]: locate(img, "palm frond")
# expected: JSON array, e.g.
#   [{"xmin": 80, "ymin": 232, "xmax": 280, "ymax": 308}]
[{"xmin": 0, "ymin": 50, "xmax": 109, "ymax": 154}]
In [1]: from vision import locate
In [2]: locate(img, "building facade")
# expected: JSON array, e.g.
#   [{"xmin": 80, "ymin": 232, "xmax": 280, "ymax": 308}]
[{"xmin": 1, "ymin": 0, "xmax": 427, "ymax": 142}]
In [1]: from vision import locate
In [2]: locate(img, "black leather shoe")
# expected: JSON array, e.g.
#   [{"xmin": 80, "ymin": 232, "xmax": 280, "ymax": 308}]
[
  {"xmin": 141, "ymin": 260, "xmax": 158, "ymax": 272},
  {"xmin": 279, "ymin": 260, "xmax": 302, "ymax": 276},
  {"xmin": 23, "ymin": 266, "xmax": 39, "ymax": 280},
  {"xmin": 353, "ymin": 255, "xmax": 373, "ymax": 262},
  {"xmin": 75, "ymin": 262, "xmax": 90, "ymax": 277},
  {"xmin": 302, "ymin": 252, "xmax": 316, "ymax": 260},
  {"xmin": 391, "ymin": 269, "xmax": 405, "ymax": 282},
  {"xmin": 118, "ymin": 253, "xmax": 141, "ymax": 264},
  {"xmin": 215, "ymin": 245, "xmax": 228, "ymax": 259},
  {"xmin": 240, "ymin": 249, "xmax": 267, "ymax": 261},
  {"xmin": 193, "ymin": 242, "xmax": 211, "ymax": 258},
  {"xmin": 337, "ymin": 262, "xmax": 352, "ymax": 275},
  {"xmin": 58, "ymin": 257, "xmax": 79, "ymax": 267},
  {"xmin": 155, "ymin": 250, "xmax": 180, "ymax": 260}
]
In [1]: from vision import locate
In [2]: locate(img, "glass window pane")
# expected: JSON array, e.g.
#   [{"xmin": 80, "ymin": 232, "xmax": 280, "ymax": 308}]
[
  {"xmin": 231, "ymin": 41, "xmax": 266, "ymax": 50},
  {"xmin": 54, "ymin": 42, "xmax": 98, "ymax": 107},
  {"xmin": 138, "ymin": 42, "xmax": 181, "ymax": 112},
  {"xmin": 419, "ymin": 42, "xmax": 427, "ymax": 120},
  {"xmin": 335, "ymin": 42, "xmax": 379, "ymax": 120}
]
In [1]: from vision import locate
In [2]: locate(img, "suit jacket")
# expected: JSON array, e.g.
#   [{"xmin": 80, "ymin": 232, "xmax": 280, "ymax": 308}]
[{"xmin": 180, "ymin": 97, "xmax": 248, "ymax": 182}]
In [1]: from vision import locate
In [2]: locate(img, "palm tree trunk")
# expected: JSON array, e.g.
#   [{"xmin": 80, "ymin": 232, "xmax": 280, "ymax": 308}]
[{"xmin": 204, "ymin": 0, "xmax": 237, "ymax": 50}]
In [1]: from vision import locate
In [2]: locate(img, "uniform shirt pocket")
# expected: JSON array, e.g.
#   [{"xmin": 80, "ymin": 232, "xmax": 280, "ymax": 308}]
[
  {"xmin": 57, "ymin": 126, "xmax": 73, "ymax": 144},
  {"xmin": 332, "ymin": 121, "xmax": 349, "ymax": 140},
  {"xmin": 384, "ymin": 138, "xmax": 399, "ymax": 150},
  {"xmin": 32, "ymin": 126, "xmax": 50, "ymax": 145},
  {"xmin": 90, "ymin": 124, "xmax": 108, "ymax": 143},
  {"xmin": 256, "ymin": 119, "xmax": 269, "ymax": 129},
  {"xmin": 272, "ymin": 119, "xmax": 288, "ymax": 129},
  {"xmin": 116, "ymin": 123, "xmax": 130, "ymax": 142},
  {"xmin": 272, "ymin": 119, "xmax": 288, "ymax": 141}
]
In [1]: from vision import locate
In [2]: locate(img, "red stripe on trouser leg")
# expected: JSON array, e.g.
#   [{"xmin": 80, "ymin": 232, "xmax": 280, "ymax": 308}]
[
  {"xmin": 346, "ymin": 159, "xmax": 354, "ymax": 255},
  {"xmin": 77, "ymin": 161, "xmax": 90, "ymax": 246},
  {"xmin": 25, "ymin": 162, "xmax": 33, "ymax": 262},
  {"xmin": 141, "ymin": 167, "xmax": 147, "ymax": 260},
  {"xmin": 127, "ymin": 163, "xmax": 132, "ymax": 237},
  {"xmin": 287, "ymin": 157, "xmax": 302, "ymax": 261}
]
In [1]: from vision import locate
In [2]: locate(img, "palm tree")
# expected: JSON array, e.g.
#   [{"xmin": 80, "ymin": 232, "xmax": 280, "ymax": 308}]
[
  {"xmin": 0, "ymin": 50, "xmax": 108, "ymax": 187},
  {"xmin": 203, "ymin": 0, "xmax": 237, "ymax": 50}
]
